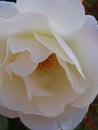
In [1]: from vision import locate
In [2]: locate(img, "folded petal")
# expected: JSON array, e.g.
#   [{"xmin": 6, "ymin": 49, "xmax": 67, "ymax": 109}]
[
  {"xmin": 29, "ymin": 55, "xmax": 78, "ymax": 117},
  {"xmin": 17, "ymin": 0, "xmax": 85, "ymax": 36},
  {"xmin": 0, "ymin": 1, "xmax": 19, "ymax": 19},
  {"xmin": 18, "ymin": 105, "xmax": 88, "ymax": 130},
  {"xmin": 0, "ymin": 107, "xmax": 18, "ymax": 118},
  {"xmin": 23, "ymin": 76, "xmax": 53, "ymax": 101},
  {"xmin": 58, "ymin": 58, "xmax": 91, "ymax": 93},
  {"xmin": 0, "ymin": 75, "xmax": 46, "ymax": 115},
  {"xmin": 34, "ymin": 33, "xmax": 73, "ymax": 64},
  {"xmin": 52, "ymin": 30, "xmax": 85, "ymax": 79},
  {"xmin": 7, "ymin": 51, "xmax": 38, "ymax": 76},
  {"xmin": 66, "ymin": 15, "xmax": 98, "ymax": 107},
  {"xmin": 8, "ymin": 33, "xmax": 52, "ymax": 63},
  {"xmin": 67, "ymin": 15, "xmax": 98, "ymax": 81}
]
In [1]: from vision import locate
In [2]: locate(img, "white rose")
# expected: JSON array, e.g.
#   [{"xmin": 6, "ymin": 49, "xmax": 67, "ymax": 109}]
[{"xmin": 0, "ymin": 0, "xmax": 98, "ymax": 130}]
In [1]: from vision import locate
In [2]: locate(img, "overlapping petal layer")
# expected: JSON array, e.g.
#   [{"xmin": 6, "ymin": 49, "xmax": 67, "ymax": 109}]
[
  {"xmin": 66, "ymin": 15, "xmax": 98, "ymax": 107},
  {"xmin": 16, "ymin": 0, "xmax": 85, "ymax": 36},
  {"xmin": 18, "ymin": 105, "xmax": 88, "ymax": 130},
  {"xmin": 0, "ymin": 1, "xmax": 97, "ymax": 130}
]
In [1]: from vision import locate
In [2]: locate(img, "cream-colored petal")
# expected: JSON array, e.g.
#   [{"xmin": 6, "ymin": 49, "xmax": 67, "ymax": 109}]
[
  {"xmin": 71, "ymin": 84, "xmax": 98, "ymax": 108},
  {"xmin": 0, "ymin": 68, "xmax": 11, "ymax": 87},
  {"xmin": 8, "ymin": 33, "xmax": 52, "ymax": 63},
  {"xmin": 0, "ymin": 1, "xmax": 19, "ymax": 19},
  {"xmin": 18, "ymin": 112, "xmax": 58, "ymax": 130},
  {"xmin": 7, "ymin": 51, "xmax": 38, "ymax": 76},
  {"xmin": 0, "ymin": 66, "xmax": 77, "ymax": 117},
  {"xmin": 0, "ymin": 13, "xmax": 49, "ymax": 36},
  {"xmin": 0, "ymin": 75, "xmax": 46, "ymax": 115},
  {"xmin": 34, "ymin": 33, "xmax": 73, "ymax": 64},
  {"xmin": 0, "ymin": 107, "xmax": 18, "ymax": 118},
  {"xmin": 58, "ymin": 105, "xmax": 88, "ymax": 130},
  {"xmin": 18, "ymin": 105, "xmax": 88, "ymax": 130},
  {"xmin": 29, "ymin": 55, "xmax": 78, "ymax": 117},
  {"xmin": 66, "ymin": 15, "xmax": 98, "ymax": 107},
  {"xmin": 23, "ymin": 76, "xmax": 53, "ymax": 101},
  {"xmin": 17, "ymin": 0, "xmax": 85, "ymax": 36},
  {"xmin": 58, "ymin": 58, "xmax": 91, "ymax": 93},
  {"xmin": 52, "ymin": 30, "xmax": 85, "ymax": 79},
  {"xmin": 67, "ymin": 15, "xmax": 98, "ymax": 81},
  {"xmin": 35, "ymin": 96, "xmax": 65, "ymax": 117},
  {"xmin": 0, "ymin": 39, "xmax": 8, "ymax": 66}
]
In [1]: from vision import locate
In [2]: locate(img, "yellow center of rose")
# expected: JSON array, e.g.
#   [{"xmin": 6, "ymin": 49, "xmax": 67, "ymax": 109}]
[{"xmin": 37, "ymin": 54, "xmax": 55, "ymax": 72}]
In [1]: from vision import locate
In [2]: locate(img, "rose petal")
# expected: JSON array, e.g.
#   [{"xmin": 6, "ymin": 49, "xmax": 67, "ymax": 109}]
[
  {"xmin": 23, "ymin": 76, "xmax": 53, "ymax": 101},
  {"xmin": 17, "ymin": 0, "xmax": 85, "ymax": 36},
  {"xmin": 29, "ymin": 55, "xmax": 78, "ymax": 117},
  {"xmin": 0, "ymin": 76, "xmax": 46, "ymax": 115},
  {"xmin": 7, "ymin": 51, "xmax": 38, "ymax": 76},
  {"xmin": 57, "ymin": 57, "xmax": 91, "ymax": 93},
  {"xmin": 0, "ymin": 68, "xmax": 11, "ymax": 87},
  {"xmin": 0, "ymin": 38, "xmax": 7, "ymax": 66},
  {"xmin": 52, "ymin": 30, "xmax": 85, "ymax": 79},
  {"xmin": 18, "ymin": 112, "xmax": 58, "ymax": 130},
  {"xmin": 71, "ymin": 85, "xmax": 98, "ymax": 108},
  {"xmin": 67, "ymin": 15, "xmax": 98, "ymax": 81},
  {"xmin": 66, "ymin": 15, "xmax": 98, "ymax": 107},
  {"xmin": 59, "ymin": 105, "xmax": 88, "ymax": 130},
  {"xmin": 18, "ymin": 105, "xmax": 88, "ymax": 130},
  {"xmin": 0, "ymin": 1, "xmax": 19, "ymax": 19},
  {"xmin": 8, "ymin": 33, "xmax": 52, "ymax": 63},
  {"xmin": 34, "ymin": 33, "xmax": 73, "ymax": 64},
  {"xmin": 0, "ymin": 13, "xmax": 49, "ymax": 36},
  {"xmin": 35, "ymin": 96, "xmax": 65, "ymax": 117},
  {"xmin": 0, "ymin": 107, "xmax": 18, "ymax": 118}
]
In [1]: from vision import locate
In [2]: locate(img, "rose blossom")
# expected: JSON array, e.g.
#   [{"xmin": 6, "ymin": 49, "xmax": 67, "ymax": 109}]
[{"xmin": 0, "ymin": 0, "xmax": 98, "ymax": 130}]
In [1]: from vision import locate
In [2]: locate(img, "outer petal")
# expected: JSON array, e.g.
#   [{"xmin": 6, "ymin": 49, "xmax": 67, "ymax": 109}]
[
  {"xmin": 0, "ymin": 1, "xmax": 19, "ymax": 19},
  {"xmin": 17, "ymin": 0, "xmax": 85, "ymax": 36},
  {"xmin": 0, "ymin": 107, "xmax": 18, "ymax": 118},
  {"xmin": 18, "ymin": 112, "xmax": 58, "ymax": 130},
  {"xmin": 71, "ymin": 84, "xmax": 98, "ymax": 108},
  {"xmin": 18, "ymin": 105, "xmax": 88, "ymax": 130},
  {"xmin": 59, "ymin": 105, "xmax": 88, "ymax": 130},
  {"xmin": 67, "ymin": 15, "xmax": 98, "ymax": 107},
  {"xmin": 0, "ymin": 13, "xmax": 50, "ymax": 36}
]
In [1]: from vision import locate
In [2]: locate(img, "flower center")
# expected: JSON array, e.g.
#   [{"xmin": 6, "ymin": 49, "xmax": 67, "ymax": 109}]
[{"xmin": 37, "ymin": 54, "xmax": 56, "ymax": 72}]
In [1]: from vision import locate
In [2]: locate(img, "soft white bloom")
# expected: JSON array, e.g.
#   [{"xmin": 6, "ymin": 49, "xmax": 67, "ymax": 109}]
[{"xmin": 0, "ymin": 0, "xmax": 98, "ymax": 130}]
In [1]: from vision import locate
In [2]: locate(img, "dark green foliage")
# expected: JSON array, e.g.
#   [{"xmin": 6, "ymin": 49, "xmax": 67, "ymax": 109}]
[
  {"xmin": 86, "ymin": 0, "xmax": 97, "ymax": 4},
  {"xmin": 0, "ymin": 0, "xmax": 16, "ymax": 2}
]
